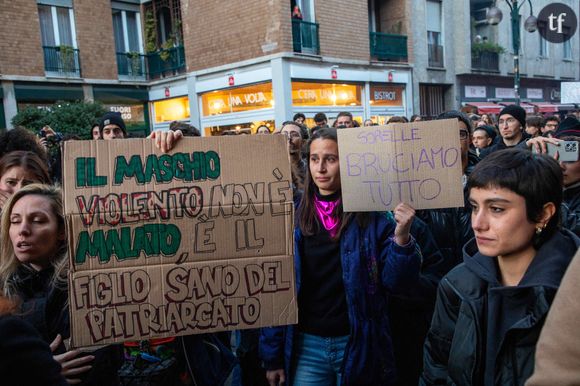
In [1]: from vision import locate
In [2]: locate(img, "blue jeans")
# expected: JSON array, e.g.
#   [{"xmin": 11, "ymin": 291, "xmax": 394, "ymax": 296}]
[{"xmin": 291, "ymin": 332, "xmax": 349, "ymax": 386}]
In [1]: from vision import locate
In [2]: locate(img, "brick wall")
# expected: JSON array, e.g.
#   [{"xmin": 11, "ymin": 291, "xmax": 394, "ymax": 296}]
[
  {"xmin": 74, "ymin": 0, "xmax": 117, "ymax": 79},
  {"xmin": 0, "ymin": 0, "xmax": 45, "ymax": 76},
  {"xmin": 182, "ymin": 0, "xmax": 292, "ymax": 72},
  {"xmin": 315, "ymin": 0, "xmax": 370, "ymax": 60}
]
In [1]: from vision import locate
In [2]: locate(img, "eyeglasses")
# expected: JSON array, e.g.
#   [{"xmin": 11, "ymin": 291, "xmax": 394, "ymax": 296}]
[
  {"xmin": 459, "ymin": 130, "xmax": 469, "ymax": 140},
  {"xmin": 498, "ymin": 118, "xmax": 517, "ymax": 126}
]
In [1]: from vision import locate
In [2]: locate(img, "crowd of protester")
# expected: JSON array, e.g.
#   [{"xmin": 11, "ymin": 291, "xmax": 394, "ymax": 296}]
[{"xmin": 0, "ymin": 104, "xmax": 579, "ymax": 386}]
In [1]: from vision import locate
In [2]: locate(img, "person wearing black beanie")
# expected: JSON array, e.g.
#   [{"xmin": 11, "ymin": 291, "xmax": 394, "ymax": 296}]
[
  {"xmin": 99, "ymin": 112, "xmax": 127, "ymax": 140},
  {"xmin": 480, "ymin": 104, "xmax": 529, "ymax": 158}
]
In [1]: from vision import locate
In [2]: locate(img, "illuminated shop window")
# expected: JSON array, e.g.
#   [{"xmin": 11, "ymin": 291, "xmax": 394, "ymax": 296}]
[
  {"xmin": 201, "ymin": 82, "xmax": 274, "ymax": 116},
  {"xmin": 153, "ymin": 96, "xmax": 190, "ymax": 123},
  {"xmin": 292, "ymin": 82, "xmax": 362, "ymax": 107},
  {"xmin": 204, "ymin": 120, "xmax": 275, "ymax": 137}
]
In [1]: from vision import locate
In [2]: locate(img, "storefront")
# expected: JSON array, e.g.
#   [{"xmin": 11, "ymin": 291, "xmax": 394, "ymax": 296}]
[
  {"xmin": 200, "ymin": 82, "xmax": 275, "ymax": 136},
  {"xmin": 458, "ymin": 74, "xmax": 573, "ymax": 117},
  {"xmin": 368, "ymin": 83, "xmax": 406, "ymax": 124},
  {"xmin": 190, "ymin": 59, "xmax": 412, "ymax": 135},
  {"xmin": 93, "ymin": 86, "xmax": 149, "ymax": 137}
]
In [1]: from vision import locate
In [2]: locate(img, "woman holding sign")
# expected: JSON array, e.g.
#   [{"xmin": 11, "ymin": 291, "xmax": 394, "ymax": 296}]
[
  {"xmin": 421, "ymin": 149, "xmax": 580, "ymax": 385},
  {"xmin": 260, "ymin": 128, "xmax": 422, "ymax": 386}
]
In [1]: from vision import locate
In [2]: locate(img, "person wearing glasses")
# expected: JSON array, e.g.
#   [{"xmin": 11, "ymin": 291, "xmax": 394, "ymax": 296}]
[{"xmin": 480, "ymin": 105, "xmax": 529, "ymax": 158}]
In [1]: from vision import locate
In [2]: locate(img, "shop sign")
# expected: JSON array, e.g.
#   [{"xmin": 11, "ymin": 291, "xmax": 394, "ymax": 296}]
[
  {"xmin": 465, "ymin": 86, "xmax": 486, "ymax": 99},
  {"xmin": 292, "ymin": 82, "xmax": 362, "ymax": 107},
  {"xmin": 370, "ymin": 85, "xmax": 404, "ymax": 106},
  {"xmin": 527, "ymin": 88, "xmax": 543, "ymax": 99},
  {"xmin": 201, "ymin": 82, "xmax": 273, "ymax": 116},
  {"xmin": 495, "ymin": 88, "xmax": 516, "ymax": 99},
  {"xmin": 106, "ymin": 105, "xmax": 145, "ymax": 123},
  {"xmin": 561, "ymin": 82, "xmax": 580, "ymax": 104}
]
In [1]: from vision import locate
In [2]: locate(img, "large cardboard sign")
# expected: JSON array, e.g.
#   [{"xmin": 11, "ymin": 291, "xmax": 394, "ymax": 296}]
[
  {"xmin": 63, "ymin": 135, "xmax": 297, "ymax": 347},
  {"xmin": 338, "ymin": 119, "xmax": 464, "ymax": 211}
]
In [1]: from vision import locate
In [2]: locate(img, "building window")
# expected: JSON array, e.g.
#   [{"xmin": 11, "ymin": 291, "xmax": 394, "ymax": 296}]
[
  {"xmin": 426, "ymin": 0, "xmax": 444, "ymax": 67},
  {"xmin": 38, "ymin": 4, "xmax": 76, "ymax": 47},
  {"xmin": 563, "ymin": 36, "xmax": 572, "ymax": 59},
  {"xmin": 538, "ymin": 26, "xmax": 548, "ymax": 57},
  {"xmin": 113, "ymin": 7, "xmax": 145, "ymax": 78},
  {"xmin": 38, "ymin": 4, "xmax": 79, "ymax": 76},
  {"xmin": 291, "ymin": 0, "xmax": 315, "ymax": 22},
  {"xmin": 112, "ymin": 9, "xmax": 142, "ymax": 54},
  {"xmin": 153, "ymin": 96, "xmax": 190, "ymax": 123}
]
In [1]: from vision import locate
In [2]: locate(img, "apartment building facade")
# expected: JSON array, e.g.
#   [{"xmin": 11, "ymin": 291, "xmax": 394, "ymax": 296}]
[
  {"xmin": 410, "ymin": 0, "xmax": 580, "ymax": 117},
  {"xmin": 0, "ymin": 0, "xmax": 414, "ymax": 135},
  {"xmin": 0, "ymin": 0, "xmax": 577, "ymax": 134}
]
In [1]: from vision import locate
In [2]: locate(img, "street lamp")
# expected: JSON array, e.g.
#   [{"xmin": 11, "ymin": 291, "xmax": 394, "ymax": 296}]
[{"xmin": 486, "ymin": 0, "xmax": 537, "ymax": 106}]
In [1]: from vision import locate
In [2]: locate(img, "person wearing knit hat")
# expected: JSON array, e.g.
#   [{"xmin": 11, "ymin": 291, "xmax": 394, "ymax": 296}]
[
  {"xmin": 554, "ymin": 116, "xmax": 580, "ymax": 139},
  {"xmin": 99, "ymin": 111, "xmax": 127, "ymax": 140},
  {"xmin": 480, "ymin": 104, "xmax": 529, "ymax": 158}
]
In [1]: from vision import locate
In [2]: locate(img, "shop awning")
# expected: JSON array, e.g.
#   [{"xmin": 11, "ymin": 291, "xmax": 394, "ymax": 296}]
[
  {"xmin": 464, "ymin": 102, "xmax": 502, "ymax": 114},
  {"xmin": 528, "ymin": 102, "xmax": 558, "ymax": 113},
  {"xmin": 557, "ymin": 104, "xmax": 576, "ymax": 111},
  {"xmin": 499, "ymin": 102, "xmax": 535, "ymax": 114}
]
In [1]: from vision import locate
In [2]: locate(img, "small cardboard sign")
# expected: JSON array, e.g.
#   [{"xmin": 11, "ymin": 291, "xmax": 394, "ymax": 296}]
[
  {"xmin": 63, "ymin": 135, "xmax": 297, "ymax": 347},
  {"xmin": 337, "ymin": 119, "xmax": 464, "ymax": 211}
]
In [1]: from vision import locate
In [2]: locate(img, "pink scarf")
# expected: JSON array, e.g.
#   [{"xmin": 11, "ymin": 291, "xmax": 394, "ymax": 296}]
[{"xmin": 313, "ymin": 194, "xmax": 341, "ymax": 238}]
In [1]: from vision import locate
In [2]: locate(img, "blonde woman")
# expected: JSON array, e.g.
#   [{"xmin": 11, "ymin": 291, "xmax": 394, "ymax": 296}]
[{"xmin": 0, "ymin": 184, "xmax": 102, "ymax": 385}]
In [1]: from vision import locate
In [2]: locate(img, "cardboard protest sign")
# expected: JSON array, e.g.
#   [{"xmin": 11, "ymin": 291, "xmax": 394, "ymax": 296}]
[
  {"xmin": 338, "ymin": 119, "xmax": 464, "ymax": 211},
  {"xmin": 63, "ymin": 135, "xmax": 297, "ymax": 347}
]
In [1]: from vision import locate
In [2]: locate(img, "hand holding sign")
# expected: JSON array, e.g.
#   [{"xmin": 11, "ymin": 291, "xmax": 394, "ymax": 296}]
[{"xmin": 393, "ymin": 202, "xmax": 415, "ymax": 246}]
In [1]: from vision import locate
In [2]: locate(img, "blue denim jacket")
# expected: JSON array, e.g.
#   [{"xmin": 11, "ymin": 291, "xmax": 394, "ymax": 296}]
[{"xmin": 259, "ymin": 212, "xmax": 422, "ymax": 386}]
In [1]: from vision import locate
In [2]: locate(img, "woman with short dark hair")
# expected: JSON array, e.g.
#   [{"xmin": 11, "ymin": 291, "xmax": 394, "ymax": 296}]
[{"xmin": 421, "ymin": 149, "xmax": 580, "ymax": 385}]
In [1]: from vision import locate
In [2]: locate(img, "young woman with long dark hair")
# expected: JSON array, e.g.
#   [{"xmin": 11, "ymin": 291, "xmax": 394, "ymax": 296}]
[{"xmin": 260, "ymin": 128, "xmax": 421, "ymax": 386}]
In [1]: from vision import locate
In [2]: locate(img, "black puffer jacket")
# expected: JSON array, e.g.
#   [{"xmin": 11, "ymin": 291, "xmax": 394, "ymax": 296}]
[
  {"xmin": 421, "ymin": 229, "xmax": 580, "ymax": 386},
  {"xmin": 416, "ymin": 150, "xmax": 479, "ymax": 273},
  {"xmin": 9, "ymin": 265, "xmax": 69, "ymax": 344},
  {"xmin": 562, "ymin": 183, "xmax": 580, "ymax": 237},
  {"xmin": 10, "ymin": 265, "xmax": 122, "ymax": 386}
]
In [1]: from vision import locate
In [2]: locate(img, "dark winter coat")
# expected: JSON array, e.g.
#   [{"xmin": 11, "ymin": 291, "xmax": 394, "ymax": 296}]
[
  {"xmin": 0, "ymin": 314, "xmax": 67, "ymax": 386},
  {"xmin": 562, "ymin": 182, "xmax": 580, "ymax": 237},
  {"xmin": 480, "ymin": 132, "xmax": 530, "ymax": 158},
  {"xmin": 387, "ymin": 214, "xmax": 446, "ymax": 386},
  {"xmin": 421, "ymin": 229, "xmax": 580, "ymax": 386},
  {"xmin": 416, "ymin": 150, "xmax": 479, "ymax": 273},
  {"xmin": 10, "ymin": 265, "xmax": 123, "ymax": 386},
  {"xmin": 260, "ymin": 212, "xmax": 422, "ymax": 386}
]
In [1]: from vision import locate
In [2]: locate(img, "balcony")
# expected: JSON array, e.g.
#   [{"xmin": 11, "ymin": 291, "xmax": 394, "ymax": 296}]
[
  {"xmin": 471, "ymin": 51, "xmax": 499, "ymax": 72},
  {"xmin": 42, "ymin": 46, "xmax": 81, "ymax": 77},
  {"xmin": 370, "ymin": 32, "xmax": 408, "ymax": 62},
  {"xmin": 292, "ymin": 19, "xmax": 320, "ymax": 55},
  {"xmin": 146, "ymin": 45, "xmax": 186, "ymax": 80},
  {"xmin": 428, "ymin": 44, "xmax": 444, "ymax": 68},
  {"xmin": 116, "ymin": 52, "xmax": 147, "ymax": 80}
]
